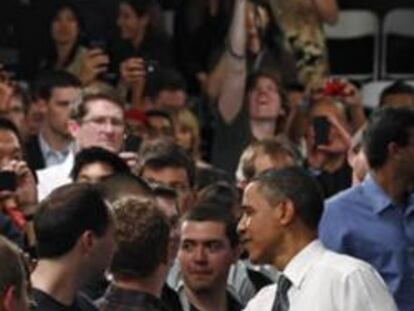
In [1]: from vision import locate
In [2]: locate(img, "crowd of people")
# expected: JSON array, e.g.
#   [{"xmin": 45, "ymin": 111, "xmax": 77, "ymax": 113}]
[{"xmin": 1, "ymin": 0, "xmax": 414, "ymax": 311}]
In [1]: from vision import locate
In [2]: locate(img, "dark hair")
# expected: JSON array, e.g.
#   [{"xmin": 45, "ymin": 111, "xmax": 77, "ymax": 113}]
[
  {"xmin": 197, "ymin": 181, "xmax": 240, "ymax": 213},
  {"xmin": 110, "ymin": 196, "xmax": 170, "ymax": 278},
  {"xmin": 246, "ymin": 70, "xmax": 289, "ymax": 125},
  {"xmin": 183, "ymin": 203, "xmax": 239, "ymax": 248},
  {"xmin": 145, "ymin": 68, "xmax": 187, "ymax": 99},
  {"xmin": 145, "ymin": 108, "xmax": 174, "ymax": 126},
  {"xmin": 253, "ymin": 167, "xmax": 324, "ymax": 230},
  {"xmin": 0, "ymin": 117, "xmax": 23, "ymax": 147},
  {"xmin": 11, "ymin": 84, "xmax": 31, "ymax": 115},
  {"xmin": 71, "ymin": 92, "xmax": 124, "ymax": 122},
  {"xmin": 71, "ymin": 147, "xmax": 130, "ymax": 181},
  {"xmin": 99, "ymin": 172, "xmax": 154, "ymax": 203},
  {"xmin": 120, "ymin": 0, "xmax": 157, "ymax": 17},
  {"xmin": 32, "ymin": 70, "xmax": 81, "ymax": 101},
  {"xmin": 0, "ymin": 236, "xmax": 26, "ymax": 299},
  {"xmin": 34, "ymin": 183, "xmax": 112, "ymax": 258},
  {"xmin": 139, "ymin": 139, "xmax": 196, "ymax": 188},
  {"xmin": 0, "ymin": 117, "xmax": 22, "ymax": 140},
  {"xmin": 44, "ymin": 2, "xmax": 84, "ymax": 69},
  {"xmin": 363, "ymin": 107, "xmax": 414, "ymax": 169},
  {"xmin": 380, "ymin": 80, "xmax": 414, "ymax": 106}
]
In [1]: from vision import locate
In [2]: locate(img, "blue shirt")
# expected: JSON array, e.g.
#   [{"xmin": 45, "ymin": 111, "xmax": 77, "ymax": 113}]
[{"xmin": 319, "ymin": 175, "xmax": 414, "ymax": 311}]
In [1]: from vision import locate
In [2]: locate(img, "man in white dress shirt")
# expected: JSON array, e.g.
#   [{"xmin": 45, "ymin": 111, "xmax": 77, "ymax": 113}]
[
  {"xmin": 238, "ymin": 167, "xmax": 397, "ymax": 311},
  {"xmin": 36, "ymin": 93, "xmax": 126, "ymax": 200}
]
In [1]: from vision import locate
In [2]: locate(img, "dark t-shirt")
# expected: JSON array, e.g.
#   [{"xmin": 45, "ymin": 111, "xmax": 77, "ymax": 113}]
[
  {"xmin": 311, "ymin": 162, "xmax": 352, "ymax": 198},
  {"xmin": 33, "ymin": 288, "xmax": 98, "ymax": 311},
  {"xmin": 211, "ymin": 105, "xmax": 251, "ymax": 178}
]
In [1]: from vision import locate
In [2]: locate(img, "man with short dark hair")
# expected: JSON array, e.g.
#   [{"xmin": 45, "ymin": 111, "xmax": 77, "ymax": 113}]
[
  {"xmin": 144, "ymin": 109, "xmax": 175, "ymax": 143},
  {"xmin": 379, "ymin": 80, "xmax": 414, "ymax": 108},
  {"xmin": 319, "ymin": 107, "xmax": 414, "ymax": 311},
  {"xmin": 178, "ymin": 204, "xmax": 242, "ymax": 311},
  {"xmin": 0, "ymin": 236, "xmax": 31, "ymax": 311},
  {"xmin": 25, "ymin": 70, "xmax": 81, "ymax": 170},
  {"xmin": 240, "ymin": 167, "xmax": 397, "ymax": 311},
  {"xmin": 71, "ymin": 147, "xmax": 130, "ymax": 183},
  {"xmin": 140, "ymin": 139, "xmax": 195, "ymax": 213},
  {"xmin": 31, "ymin": 183, "xmax": 116, "ymax": 311},
  {"xmin": 97, "ymin": 196, "xmax": 171, "ymax": 311}
]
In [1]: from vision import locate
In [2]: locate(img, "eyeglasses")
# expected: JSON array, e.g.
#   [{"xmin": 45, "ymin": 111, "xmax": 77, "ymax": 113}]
[{"xmin": 82, "ymin": 116, "xmax": 125, "ymax": 129}]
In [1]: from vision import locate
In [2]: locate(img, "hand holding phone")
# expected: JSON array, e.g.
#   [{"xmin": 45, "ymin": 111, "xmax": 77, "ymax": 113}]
[
  {"xmin": 312, "ymin": 116, "xmax": 330, "ymax": 147},
  {"xmin": 0, "ymin": 171, "xmax": 17, "ymax": 192}
]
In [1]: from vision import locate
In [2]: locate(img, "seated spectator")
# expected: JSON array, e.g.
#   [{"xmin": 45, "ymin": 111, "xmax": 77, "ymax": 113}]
[
  {"xmin": 114, "ymin": 0, "xmax": 174, "ymax": 108},
  {"xmin": 139, "ymin": 139, "xmax": 196, "ymax": 213},
  {"xmin": 97, "ymin": 196, "xmax": 171, "ymax": 311},
  {"xmin": 70, "ymin": 147, "xmax": 130, "ymax": 183},
  {"xmin": 0, "ymin": 235, "xmax": 32, "ymax": 311},
  {"xmin": 319, "ymin": 107, "xmax": 414, "ymax": 311},
  {"xmin": 25, "ymin": 70, "xmax": 81, "ymax": 171},
  {"xmin": 379, "ymin": 80, "xmax": 414, "ymax": 108},
  {"xmin": 236, "ymin": 136, "xmax": 302, "ymax": 189},
  {"xmin": 31, "ymin": 183, "xmax": 116, "ymax": 311},
  {"xmin": 39, "ymin": 2, "xmax": 110, "ymax": 86},
  {"xmin": 177, "ymin": 204, "xmax": 243, "ymax": 311},
  {"xmin": 240, "ymin": 167, "xmax": 397, "ymax": 311}
]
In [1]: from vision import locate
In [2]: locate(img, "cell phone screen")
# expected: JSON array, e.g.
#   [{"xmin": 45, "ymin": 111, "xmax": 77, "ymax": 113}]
[
  {"xmin": 312, "ymin": 116, "xmax": 330, "ymax": 146},
  {"xmin": 0, "ymin": 171, "xmax": 17, "ymax": 191}
]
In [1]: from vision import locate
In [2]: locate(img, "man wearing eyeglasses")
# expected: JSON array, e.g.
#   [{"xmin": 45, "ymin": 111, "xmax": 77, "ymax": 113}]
[{"xmin": 36, "ymin": 92, "xmax": 130, "ymax": 200}]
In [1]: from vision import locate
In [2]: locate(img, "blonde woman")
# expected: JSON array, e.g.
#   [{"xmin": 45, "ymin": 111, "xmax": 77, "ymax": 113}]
[{"xmin": 174, "ymin": 108, "xmax": 201, "ymax": 160}]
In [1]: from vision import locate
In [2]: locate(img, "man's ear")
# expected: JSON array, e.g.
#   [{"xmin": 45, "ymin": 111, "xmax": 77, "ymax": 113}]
[
  {"xmin": 79, "ymin": 231, "xmax": 94, "ymax": 255},
  {"xmin": 68, "ymin": 120, "xmax": 80, "ymax": 139},
  {"xmin": 3, "ymin": 285, "xmax": 17, "ymax": 311},
  {"xmin": 278, "ymin": 199, "xmax": 295, "ymax": 226}
]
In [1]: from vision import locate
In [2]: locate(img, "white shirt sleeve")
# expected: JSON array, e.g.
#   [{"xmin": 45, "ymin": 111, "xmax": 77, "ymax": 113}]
[{"xmin": 338, "ymin": 266, "xmax": 398, "ymax": 311}]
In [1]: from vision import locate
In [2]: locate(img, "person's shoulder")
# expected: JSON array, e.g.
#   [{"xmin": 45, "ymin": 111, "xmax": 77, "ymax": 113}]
[
  {"xmin": 325, "ymin": 183, "xmax": 365, "ymax": 211},
  {"xmin": 319, "ymin": 247, "xmax": 377, "ymax": 277}
]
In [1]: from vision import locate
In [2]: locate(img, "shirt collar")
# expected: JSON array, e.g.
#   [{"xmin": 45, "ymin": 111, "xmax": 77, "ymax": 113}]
[
  {"xmin": 283, "ymin": 240, "xmax": 324, "ymax": 289},
  {"xmin": 361, "ymin": 174, "xmax": 394, "ymax": 214},
  {"xmin": 39, "ymin": 134, "xmax": 75, "ymax": 158},
  {"xmin": 103, "ymin": 284, "xmax": 165, "ymax": 309}
]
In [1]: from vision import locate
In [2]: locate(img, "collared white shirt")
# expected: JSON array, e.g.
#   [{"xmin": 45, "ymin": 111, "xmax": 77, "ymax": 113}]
[
  {"xmin": 243, "ymin": 240, "xmax": 398, "ymax": 311},
  {"xmin": 36, "ymin": 152, "xmax": 74, "ymax": 201},
  {"xmin": 38, "ymin": 134, "xmax": 75, "ymax": 168}
]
